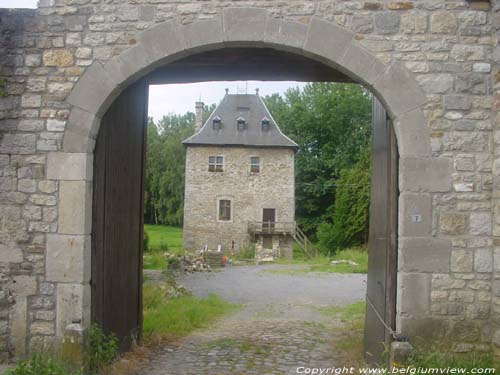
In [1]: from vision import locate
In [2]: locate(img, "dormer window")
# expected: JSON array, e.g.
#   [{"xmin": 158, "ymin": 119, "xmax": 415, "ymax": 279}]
[
  {"xmin": 236, "ymin": 117, "xmax": 246, "ymax": 131},
  {"xmin": 212, "ymin": 116, "xmax": 222, "ymax": 130},
  {"xmin": 261, "ymin": 117, "xmax": 271, "ymax": 131}
]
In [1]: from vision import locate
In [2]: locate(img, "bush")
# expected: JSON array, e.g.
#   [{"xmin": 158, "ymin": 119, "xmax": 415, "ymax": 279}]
[
  {"xmin": 84, "ymin": 324, "xmax": 119, "ymax": 373},
  {"xmin": 6, "ymin": 354, "xmax": 81, "ymax": 375},
  {"xmin": 318, "ymin": 148, "xmax": 370, "ymax": 253},
  {"xmin": 236, "ymin": 245, "xmax": 255, "ymax": 259}
]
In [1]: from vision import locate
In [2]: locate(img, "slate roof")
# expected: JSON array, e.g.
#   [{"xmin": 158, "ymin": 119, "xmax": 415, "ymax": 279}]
[{"xmin": 182, "ymin": 94, "xmax": 298, "ymax": 149}]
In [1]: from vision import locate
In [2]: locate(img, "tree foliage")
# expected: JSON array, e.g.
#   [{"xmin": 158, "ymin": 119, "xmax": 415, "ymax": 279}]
[
  {"xmin": 317, "ymin": 147, "xmax": 371, "ymax": 252},
  {"xmin": 264, "ymin": 83, "xmax": 372, "ymax": 241},
  {"xmin": 144, "ymin": 104, "xmax": 215, "ymax": 226}
]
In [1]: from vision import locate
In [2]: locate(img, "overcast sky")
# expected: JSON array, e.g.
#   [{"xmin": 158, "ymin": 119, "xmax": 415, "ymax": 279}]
[
  {"xmin": 0, "ymin": 0, "xmax": 37, "ymax": 7},
  {"xmin": 148, "ymin": 81, "xmax": 306, "ymax": 122}
]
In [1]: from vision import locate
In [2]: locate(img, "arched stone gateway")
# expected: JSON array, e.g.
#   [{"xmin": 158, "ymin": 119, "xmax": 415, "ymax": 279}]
[
  {"xmin": 58, "ymin": 7, "xmax": 444, "ymax": 356},
  {"xmin": 0, "ymin": 1, "xmax": 497, "ymax": 365}
]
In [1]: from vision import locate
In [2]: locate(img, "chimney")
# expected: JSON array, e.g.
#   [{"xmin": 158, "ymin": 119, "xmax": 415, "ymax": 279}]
[{"xmin": 195, "ymin": 101, "xmax": 204, "ymax": 132}]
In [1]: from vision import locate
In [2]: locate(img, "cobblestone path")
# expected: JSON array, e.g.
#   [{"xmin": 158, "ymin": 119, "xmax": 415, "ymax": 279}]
[{"xmin": 137, "ymin": 265, "xmax": 366, "ymax": 375}]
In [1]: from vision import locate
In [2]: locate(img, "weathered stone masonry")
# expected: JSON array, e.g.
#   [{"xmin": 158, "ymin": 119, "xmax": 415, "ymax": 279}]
[{"xmin": 0, "ymin": 0, "xmax": 500, "ymax": 362}]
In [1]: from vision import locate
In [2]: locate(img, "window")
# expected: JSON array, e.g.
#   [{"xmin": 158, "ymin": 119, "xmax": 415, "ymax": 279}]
[
  {"xmin": 236, "ymin": 117, "xmax": 246, "ymax": 131},
  {"xmin": 219, "ymin": 199, "xmax": 231, "ymax": 221},
  {"xmin": 261, "ymin": 117, "xmax": 270, "ymax": 131},
  {"xmin": 212, "ymin": 116, "xmax": 222, "ymax": 130},
  {"xmin": 208, "ymin": 156, "xmax": 224, "ymax": 172},
  {"xmin": 250, "ymin": 157, "xmax": 260, "ymax": 173}
]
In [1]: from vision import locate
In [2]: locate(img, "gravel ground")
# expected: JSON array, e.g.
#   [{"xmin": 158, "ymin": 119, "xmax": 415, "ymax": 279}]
[{"xmin": 137, "ymin": 265, "xmax": 366, "ymax": 375}]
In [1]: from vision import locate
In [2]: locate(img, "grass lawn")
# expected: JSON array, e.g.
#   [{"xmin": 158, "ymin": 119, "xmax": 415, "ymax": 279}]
[
  {"xmin": 143, "ymin": 225, "xmax": 183, "ymax": 270},
  {"xmin": 144, "ymin": 224, "xmax": 183, "ymax": 254},
  {"xmin": 269, "ymin": 247, "xmax": 368, "ymax": 274},
  {"xmin": 142, "ymin": 285, "xmax": 240, "ymax": 345}
]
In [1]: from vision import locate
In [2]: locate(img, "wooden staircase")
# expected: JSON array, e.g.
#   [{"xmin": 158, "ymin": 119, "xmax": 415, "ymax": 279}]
[{"xmin": 293, "ymin": 224, "xmax": 318, "ymax": 259}]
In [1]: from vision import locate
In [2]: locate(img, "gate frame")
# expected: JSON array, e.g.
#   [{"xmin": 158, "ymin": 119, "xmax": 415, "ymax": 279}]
[{"xmin": 49, "ymin": 6, "xmax": 452, "ymax": 358}]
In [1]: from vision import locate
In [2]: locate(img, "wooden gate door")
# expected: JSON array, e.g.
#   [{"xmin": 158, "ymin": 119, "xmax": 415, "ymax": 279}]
[
  {"xmin": 363, "ymin": 97, "xmax": 398, "ymax": 364},
  {"xmin": 91, "ymin": 80, "xmax": 148, "ymax": 352}
]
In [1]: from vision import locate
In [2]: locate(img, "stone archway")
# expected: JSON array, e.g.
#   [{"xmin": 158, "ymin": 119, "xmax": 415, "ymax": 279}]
[{"xmin": 49, "ymin": 6, "xmax": 451, "ymax": 358}]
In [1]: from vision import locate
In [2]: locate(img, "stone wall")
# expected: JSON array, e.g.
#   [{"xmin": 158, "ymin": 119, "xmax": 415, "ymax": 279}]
[
  {"xmin": 0, "ymin": 0, "xmax": 499, "ymax": 362},
  {"xmin": 183, "ymin": 146, "xmax": 295, "ymax": 255}
]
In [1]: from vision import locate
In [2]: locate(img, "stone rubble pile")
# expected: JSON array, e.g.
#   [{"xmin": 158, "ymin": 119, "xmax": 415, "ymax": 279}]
[{"xmin": 165, "ymin": 252, "xmax": 212, "ymax": 273}]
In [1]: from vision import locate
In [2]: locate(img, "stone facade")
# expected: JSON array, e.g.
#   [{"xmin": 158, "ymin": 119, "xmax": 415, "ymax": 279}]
[
  {"xmin": 0, "ymin": 0, "xmax": 498, "ymax": 363},
  {"xmin": 183, "ymin": 146, "xmax": 295, "ymax": 258}
]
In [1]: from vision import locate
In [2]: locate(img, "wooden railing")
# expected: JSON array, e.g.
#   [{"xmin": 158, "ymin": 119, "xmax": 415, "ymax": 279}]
[
  {"xmin": 247, "ymin": 221, "xmax": 318, "ymax": 259},
  {"xmin": 248, "ymin": 221, "xmax": 296, "ymax": 235}
]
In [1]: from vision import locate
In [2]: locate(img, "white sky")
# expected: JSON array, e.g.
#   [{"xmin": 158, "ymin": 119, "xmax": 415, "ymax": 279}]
[
  {"xmin": 148, "ymin": 81, "xmax": 307, "ymax": 122},
  {"xmin": 0, "ymin": 0, "xmax": 37, "ymax": 8}
]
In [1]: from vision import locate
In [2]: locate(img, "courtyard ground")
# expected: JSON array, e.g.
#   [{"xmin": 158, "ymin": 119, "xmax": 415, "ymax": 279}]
[{"xmin": 136, "ymin": 265, "xmax": 366, "ymax": 375}]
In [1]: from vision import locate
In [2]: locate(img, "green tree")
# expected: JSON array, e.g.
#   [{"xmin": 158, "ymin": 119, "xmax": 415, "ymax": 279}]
[
  {"xmin": 317, "ymin": 147, "xmax": 371, "ymax": 252},
  {"xmin": 144, "ymin": 103, "xmax": 215, "ymax": 227},
  {"xmin": 144, "ymin": 113, "xmax": 195, "ymax": 226},
  {"xmin": 265, "ymin": 83, "xmax": 371, "ymax": 237}
]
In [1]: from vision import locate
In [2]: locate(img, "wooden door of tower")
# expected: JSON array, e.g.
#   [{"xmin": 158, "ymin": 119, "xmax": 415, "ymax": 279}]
[
  {"xmin": 263, "ymin": 208, "xmax": 276, "ymax": 232},
  {"xmin": 91, "ymin": 80, "xmax": 148, "ymax": 352},
  {"xmin": 364, "ymin": 97, "xmax": 398, "ymax": 364}
]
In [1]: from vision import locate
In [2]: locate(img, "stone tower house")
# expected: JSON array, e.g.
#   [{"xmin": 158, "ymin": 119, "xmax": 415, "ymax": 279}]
[{"xmin": 182, "ymin": 92, "xmax": 298, "ymax": 258}]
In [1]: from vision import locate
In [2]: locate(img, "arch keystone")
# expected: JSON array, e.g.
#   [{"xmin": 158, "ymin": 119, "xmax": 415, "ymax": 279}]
[
  {"xmin": 264, "ymin": 19, "xmax": 308, "ymax": 51},
  {"xmin": 181, "ymin": 16, "xmax": 224, "ymax": 52},
  {"xmin": 223, "ymin": 7, "xmax": 268, "ymax": 46}
]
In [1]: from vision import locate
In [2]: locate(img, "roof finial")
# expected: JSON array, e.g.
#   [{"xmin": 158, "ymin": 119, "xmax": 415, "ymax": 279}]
[
  {"xmin": 255, "ymin": 88, "xmax": 259, "ymax": 96},
  {"xmin": 225, "ymin": 88, "xmax": 229, "ymax": 95}
]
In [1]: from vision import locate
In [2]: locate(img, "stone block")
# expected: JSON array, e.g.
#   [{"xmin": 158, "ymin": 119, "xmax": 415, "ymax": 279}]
[
  {"xmin": 46, "ymin": 234, "xmax": 90, "ymax": 283},
  {"xmin": 0, "ymin": 243, "xmax": 23, "ymax": 263},
  {"xmin": 374, "ymin": 63, "xmax": 426, "ymax": 117},
  {"xmin": 417, "ymin": 74, "xmax": 454, "ymax": 94},
  {"xmin": 67, "ymin": 61, "xmax": 118, "ymax": 118},
  {"xmin": 10, "ymin": 297, "xmax": 27, "ymax": 357},
  {"xmin": 400, "ymin": 157, "xmax": 452, "ymax": 193},
  {"xmin": 18, "ymin": 119, "xmax": 44, "ymax": 132},
  {"xmin": 374, "ymin": 12, "xmax": 400, "ymax": 34},
  {"xmin": 399, "ymin": 238, "xmax": 451, "ymax": 273},
  {"xmin": 47, "ymin": 152, "xmax": 92, "ymax": 181},
  {"xmin": 182, "ymin": 16, "xmax": 224, "ymax": 51},
  {"xmin": 136, "ymin": 20, "xmax": 186, "ymax": 68},
  {"xmin": 470, "ymin": 212, "xmax": 491, "ymax": 235},
  {"xmin": 399, "ymin": 193, "xmax": 432, "ymax": 236},
  {"xmin": 455, "ymin": 154, "xmax": 475, "ymax": 171},
  {"xmin": 390, "ymin": 341, "xmax": 413, "ymax": 368},
  {"xmin": 339, "ymin": 44, "xmax": 387, "ymax": 86},
  {"xmin": 430, "ymin": 12, "xmax": 457, "ymax": 34},
  {"xmin": 11, "ymin": 276, "xmax": 37, "ymax": 296},
  {"xmin": 394, "ymin": 109, "xmax": 431, "ymax": 157},
  {"xmin": 474, "ymin": 248, "xmax": 493, "ymax": 273},
  {"xmin": 66, "ymin": 107, "xmax": 100, "ymax": 139},
  {"xmin": 397, "ymin": 317, "xmax": 447, "ymax": 341},
  {"xmin": 401, "ymin": 13, "xmax": 427, "ymax": 34},
  {"xmin": 58, "ymin": 181, "xmax": 92, "ymax": 235},
  {"xmin": 444, "ymin": 95, "xmax": 472, "ymax": 111},
  {"xmin": 398, "ymin": 272, "xmax": 430, "ymax": 316},
  {"xmin": 439, "ymin": 212, "xmax": 466, "ymax": 235},
  {"xmin": 451, "ymin": 250, "xmax": 473, "ymax": 273},
  {"xmin": 31, "ymin": 321, "xmax": 55, "ymax": 335},
  {"xmin": 63, "ymin": 129, "xmax": 96, "ymax": 154},
  {"xmin": 304, "ymin": 17, "xmax": 354, "ymax": 66},
  {"xmin": 222, "ymin": 8, "xmax": 267, "ymax": 45},
  {"xmin": 56, "ymin": 284, "xmax": 90, "ymax": 337},
  {"xmin": 0, "ymin": 133, "xmax": 37, "ymax": 155},
  {"xmin": 43, "ymin": 49, "xmax": 74, "ymax": 67},
  {"xmin": 264, "ymin": 19, "xmax": 308, "ymax": 51}
]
